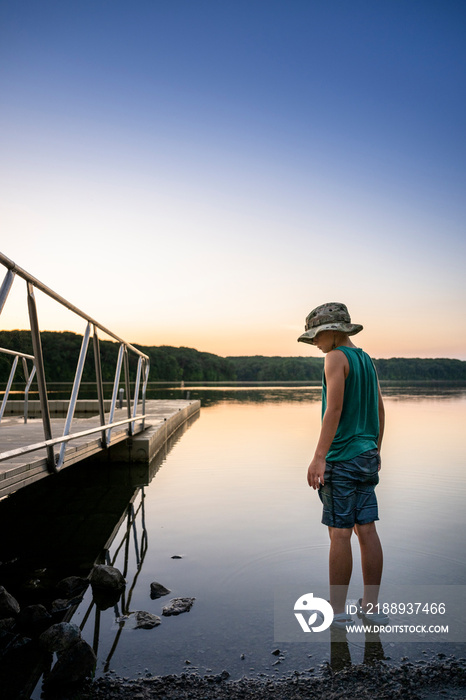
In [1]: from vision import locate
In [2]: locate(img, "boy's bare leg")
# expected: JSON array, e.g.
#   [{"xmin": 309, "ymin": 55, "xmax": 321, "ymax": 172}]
[
  {"xmin": 328, "ymin": 526, "xmax": 353, "ymax": 614},
  {"xmin": 354, "ymin": 521, "xmax": 383, "ymax": 610}
]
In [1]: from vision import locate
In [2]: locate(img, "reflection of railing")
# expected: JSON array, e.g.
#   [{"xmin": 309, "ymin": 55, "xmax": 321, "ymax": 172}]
[
  {"xmin": 77, "ymin": 488, "xmax": 148, "ymax": 668},
  {"xmin": 0, "ymin": 347, "xmax": 36, "ymax": 423},
  {"xmin": 0, "ymin": 252, "xmax": 150, "ymax": 472}
]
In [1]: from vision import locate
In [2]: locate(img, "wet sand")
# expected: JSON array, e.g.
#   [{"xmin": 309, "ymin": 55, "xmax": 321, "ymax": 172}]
[{"xmin": 79, "ymin": 655, "xmax": 466, "ymax": 700}]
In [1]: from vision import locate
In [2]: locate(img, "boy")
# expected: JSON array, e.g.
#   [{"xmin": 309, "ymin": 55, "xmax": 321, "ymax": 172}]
[{"xmin": 298, "ymin": 302, "xmax": 387, "ymax": 629}]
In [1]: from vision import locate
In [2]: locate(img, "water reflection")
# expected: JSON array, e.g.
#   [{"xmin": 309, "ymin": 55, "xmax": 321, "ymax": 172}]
[
  {"xmin": 11, "ymin": 381, "xmax": 466, "ymax": 407},
  {"xmin": 329, "ymin": 628, "xmax": 385, "ymax": 671},
  {"xmin": 84, "ymin": 490, "xmax": 149, "ymax": 672},
  {"xmin": 1, "ymin": 388, "xmax": 465, "ymax": 695},
  {"xmin": 78, "ymin": 389, "xmax": 465, "ymax": 680},
  {"xmin": 379, "ymin": 384, "xmax": 466, "ymax": 400},
  {"xmin": 146, "ymin": 383, "xmax": 466, "ymax": 407},
  {"xmin": 0, "ymin": 418, "xmax": 195, "ymax": 699}
]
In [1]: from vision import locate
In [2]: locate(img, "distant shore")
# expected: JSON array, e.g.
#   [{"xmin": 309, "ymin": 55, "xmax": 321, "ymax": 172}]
[{"xmin": 1, "ymin": 330, "xmax": 465, "ymax": 385}]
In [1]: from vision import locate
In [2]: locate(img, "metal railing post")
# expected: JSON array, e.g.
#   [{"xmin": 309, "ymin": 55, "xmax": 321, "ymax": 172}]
[
  {"xmin": 56, "ymin": 322, "xmax": 91, "ymax": 470},
  {"xmin": 93, "ymin": 326, "xmax": 107, "ymax": 448},
  {"xmin": 141, "ymin": 359, "xmax": 149, "ymax": 430},
  {"xmin": 0, "ymin": 355, "xmax": 18, "ymax": 421},
  {"xmin": 23, "ymin": 361, "xmax": 36, "ymax": 424},
  {"xmin": 131, "ymin": 504, "xmax": 140, "ymax": 567},
  {"xmin": 0, "ymin": 269, "xmax": 15, "ymax": 315},
  {"xmin": 22, "ymin": 356, "xmax": 30, "ymax": 423},
  {"xmin": 107, "ymin": 344, "xmax": 125, "ymax": 444},
  {"xmin": 123, "ymin": 347, "xmax": 132, "ymax": 436},
  {"xmin": 21, "ymin": 356, "xmax": 29, "ymax": 400},
  {"xmin": 131, "ymin": 356, "xmax": 143, "ymax": 434},
  {"xmin": 0, "ymin": 349, "xmax": 36, "ymax": 423},
  {"xmin": 26, "ymin": 282, "xmax": 56, "ymax": 472}
]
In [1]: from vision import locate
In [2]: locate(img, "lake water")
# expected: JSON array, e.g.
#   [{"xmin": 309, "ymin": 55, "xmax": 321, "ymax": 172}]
[{"xmin": 1, "ymin": 385, "xmax": 466, "ymax": 695}]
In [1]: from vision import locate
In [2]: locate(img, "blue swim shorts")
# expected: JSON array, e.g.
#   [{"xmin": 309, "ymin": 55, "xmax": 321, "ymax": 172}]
[{"xmin": 318, "ymin": 448, "xmax": 380, "ymax": 528}]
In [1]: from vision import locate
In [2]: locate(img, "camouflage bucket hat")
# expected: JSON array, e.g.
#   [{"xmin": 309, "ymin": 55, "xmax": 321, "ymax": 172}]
[{"xmin": 297, "ymin": 302, "xmax": 363, "ymax": 345}]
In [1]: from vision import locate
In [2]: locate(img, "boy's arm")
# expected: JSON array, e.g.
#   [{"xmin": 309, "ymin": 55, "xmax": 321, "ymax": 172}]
[
  {"xmin": 377, "ymin": 381, "xmax": 385, "ymax": 471},
  {"xmin": 307, "ymin": 351, "xmax": 347, "ymax": 490}
]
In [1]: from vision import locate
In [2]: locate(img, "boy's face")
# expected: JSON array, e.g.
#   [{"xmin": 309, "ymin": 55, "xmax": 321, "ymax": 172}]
[{"xmin": 314, "ymin": 330, "xmax": 335, "ymax": 354}]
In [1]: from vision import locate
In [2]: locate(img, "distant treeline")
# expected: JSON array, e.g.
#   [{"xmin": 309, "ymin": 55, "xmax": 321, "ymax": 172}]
[
  {"xmin": 227, "ymin": 355, "xmax": 323, "ymax": 381},
  {"xmin": 228, "ymin": 355, "xmax": 466, "ymax": 382},
  {"xmin": 0, "ymin": 331, "xmax": 235, "ymax": 383},
  {"xmin": 0, "ymin": 331, "xmax": 465, "ymax": 384}
]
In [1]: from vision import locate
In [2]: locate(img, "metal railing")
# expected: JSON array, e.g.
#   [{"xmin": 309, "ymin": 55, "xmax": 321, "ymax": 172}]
[
  {"xmin": 79, "ymin": 488, "xmax": 149, "ymax": 666},
  {"xmin": 0, "ymin": 347, "xmax": 36, "ymax": 423},
  {"xmin": 0, "ymin": 252, "xmax": 150, "ymax": 472}
]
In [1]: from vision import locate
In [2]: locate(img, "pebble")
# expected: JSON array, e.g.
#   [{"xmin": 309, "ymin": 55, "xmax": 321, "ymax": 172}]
[{"xmin": 21, "ymin": 637, "xmax": 466, "ymax": 700}]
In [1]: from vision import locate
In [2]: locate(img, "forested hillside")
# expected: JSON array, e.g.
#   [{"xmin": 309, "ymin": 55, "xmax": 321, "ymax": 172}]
[
  {"xmin": 0, "ymin": 331, "xmax": 236, "ymax": 383},
  {"xmin": 227, "ymin": 355, "xmax": 323, "ymax": 381},
  {"xmin": 228, "ymin": 355, "xmax": 466, "ymax": 382},
  {"xmin": 0, "ymin": 331, "xmax": 465, "ymax": 383}
]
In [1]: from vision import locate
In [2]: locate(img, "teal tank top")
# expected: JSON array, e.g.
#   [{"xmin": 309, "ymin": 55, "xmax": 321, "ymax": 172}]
[{"xmin": 322, "ymin": 346, "xmax": 379, "ymax": 462}]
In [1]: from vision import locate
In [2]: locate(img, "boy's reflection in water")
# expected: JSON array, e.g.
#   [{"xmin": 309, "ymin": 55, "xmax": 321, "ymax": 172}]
[{"xmin": 330, "ymin": 627, "xmax": 385, "ymax": 671}]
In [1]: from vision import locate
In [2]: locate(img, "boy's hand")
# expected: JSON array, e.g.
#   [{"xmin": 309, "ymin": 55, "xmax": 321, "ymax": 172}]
[
  {"xmin": 307, "ymin": 456, "xmax": 325, "ymax": 490},
  {"xmin": 377, "ymin": 452, "xmax": 382, "ymax": 472}
]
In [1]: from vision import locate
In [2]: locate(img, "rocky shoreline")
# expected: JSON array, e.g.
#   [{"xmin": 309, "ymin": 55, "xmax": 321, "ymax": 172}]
[
  {"xmin": 77, "ymin": 655, "xmax": 466, "ymax": 700},
  {"xmin": 2, "ymin": 572, "xmax": 466, "ymax": 699}
]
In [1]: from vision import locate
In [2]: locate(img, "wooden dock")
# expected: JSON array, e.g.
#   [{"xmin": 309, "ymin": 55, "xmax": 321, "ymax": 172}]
[{"xmin": 0, "ymin": 399, "xmax": 200, "ymax": 498}]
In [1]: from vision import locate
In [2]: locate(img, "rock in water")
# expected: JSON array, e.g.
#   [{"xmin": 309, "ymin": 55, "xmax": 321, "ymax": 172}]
[
  {"xmin": 44, "ymin": 639, "xmax": 96, "ymax": 689},
  {"xmin": 162, "ymin": 597, "xmax": 195, "ymax": 616},
  {"xmin": 50, "ymin": 598, "xmax": 73, "ymax": 614},
  {"xmin": 92, "ymin": 587, "xmax": 123, "ymax": 611},
  {"xmin": 0, "ymin": 586, "xmax": 20, "ymax": 618},
  {"xmin": 0, "ymin": 617, "xmax": 15, "ymax": 632},
  {"xmin": 56, "ymin": 576, "xmax": 89, "ymax": 598},
  {"xmin": 18, "ymin": 604, "xmax": 51, "ymax": 633},
  {"xmin": 134, "ymin": 611, "xmax": 161, "ymax": 629},
  {"xmin": 39, "ymin": 622, "xmax": 82, "ymax": 654},
  {"xmin": 90, "ymin": 565, "xmax": 126, "ymax": 591},
  {"xmin": 150, "ymin": 581, "xmax": 171, "ymax": 599}
]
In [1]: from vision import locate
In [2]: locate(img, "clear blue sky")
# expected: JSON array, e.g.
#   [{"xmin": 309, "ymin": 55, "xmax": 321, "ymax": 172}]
[{"xmin": 1, "ymin": 0, "xmax": 465, "ymax": 358}]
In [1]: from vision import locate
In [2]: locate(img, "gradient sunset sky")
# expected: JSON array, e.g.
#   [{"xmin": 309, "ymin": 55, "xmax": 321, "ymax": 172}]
[{"xmin": 1, "ymin": 1, "xmax": 465, "ymax": 359}]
